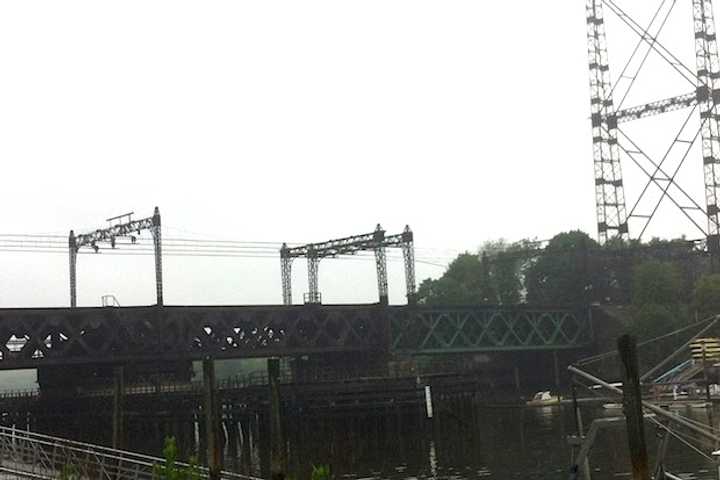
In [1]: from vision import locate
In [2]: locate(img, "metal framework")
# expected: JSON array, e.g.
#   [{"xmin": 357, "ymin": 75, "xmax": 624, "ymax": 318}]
[
  {"xmin": 280, "ymin": 225, "xmax": 416, "ymax": 305},
  {"xmin": 69, "ymin": 207, "xmax": 163, "ymax": 307},
  {"xmin": 587, "ymin": 0, "xmax": 628, "ymax": 242},
  {"xmin": 389, "ymin": 306, "xmax": 593, "ymax": 354},
  {"xmin": 0, "ymin": 305, "xmax": 389, "ymax": 370},
  {"xmin": 585, "ymin": 0, "xmax": 720, "ymax": 248},
  {"xmin": 0, "ymin": 425, "xmax": 253, "ymax": 480},
  {"xmin": 0, "ymin": 304, "xmax": 592, "ymax": 369}
]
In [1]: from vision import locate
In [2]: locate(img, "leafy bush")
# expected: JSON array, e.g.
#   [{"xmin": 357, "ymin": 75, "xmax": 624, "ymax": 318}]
[
  {"xmin": 311, "ymin": 464, "xmax": 331, "ymax": 480},
  {"xmin": 153, "ymin": 436, "xmax": 200, "ymax": 480},
  {"xmin": 58, "ymin": 464, "xmax": 79, "ymax": 480}
]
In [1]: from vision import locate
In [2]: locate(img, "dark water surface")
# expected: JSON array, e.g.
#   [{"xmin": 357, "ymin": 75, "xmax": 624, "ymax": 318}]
[{"xmin": 230, "ymin": 404, "xmax": 719, "ymax": 480}]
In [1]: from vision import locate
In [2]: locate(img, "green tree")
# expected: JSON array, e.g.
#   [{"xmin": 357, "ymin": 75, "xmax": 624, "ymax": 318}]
[
  {"xmin": 628, "ymin": 260, "xmax": 687, "ymax": 341},
  {"xmin": 524, "ymin": 231, "xmax": 598, "ymax": 305},
  {"xmin": 632, "ymin": 260, "xmax": 682, "ymax": 306},
  {"xmin": 693, "ymin": 274, "xmax": 720, "ymax": 317},
  {"xmin": 416, "ymin": 239, "xmax": 531, "ymax": 305},
  {"xmin": 416, "ymin": 253, "xmax": 497, "ymax": 305},
  {"xmin": 480, "ymin": 239, "xmax": 532, "ymax": 304}
]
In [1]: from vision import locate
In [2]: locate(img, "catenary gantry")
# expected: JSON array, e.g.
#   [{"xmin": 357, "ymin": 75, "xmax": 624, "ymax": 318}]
[
  {"xmin": 68, "ymin": 208, "xmax": 163, "ymax": 307},
  {"xmin": 280, "ymin": 225, "xmax": 416, "ymax": 305}
]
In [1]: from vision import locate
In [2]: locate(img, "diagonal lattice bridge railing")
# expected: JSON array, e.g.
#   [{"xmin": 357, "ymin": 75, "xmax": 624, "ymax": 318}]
[
  {"xmin": 389, "ymin": 306, "xmax": 593, "ymax": 354},
  {"xmin": 0, "ymin": 425, "xmax": 259, "ymax": 480}
]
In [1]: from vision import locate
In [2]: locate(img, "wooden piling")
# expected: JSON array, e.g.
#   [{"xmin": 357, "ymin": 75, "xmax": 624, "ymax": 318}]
[
  {"xmin": 112, "ymin": 366, "xmax": 124, "ymax": 450},
  {"xmin": 618, "ymin": 334, "xmax": 651, "ymax": 480},
  {"xmin": 203, "ymin": 359, "xmax": 221, "ymax": 480},
  {"xmin": 268, "ymin": 358, "xmax": 285, "ymax": 480}
]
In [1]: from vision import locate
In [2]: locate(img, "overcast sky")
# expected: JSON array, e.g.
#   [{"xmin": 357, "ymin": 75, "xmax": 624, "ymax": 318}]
[{"xmin": 0, "ymin": 1, "xmax": 708, "ymax": 307}]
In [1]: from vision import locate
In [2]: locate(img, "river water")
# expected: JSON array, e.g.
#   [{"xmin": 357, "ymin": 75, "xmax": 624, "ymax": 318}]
[
  {"xmin": 3, "ymin": 369, "xmax": 718, "ymax": 478},
  {"xmin": 242, "ymin": 404, "xmax": 720, "ymax": 480}
]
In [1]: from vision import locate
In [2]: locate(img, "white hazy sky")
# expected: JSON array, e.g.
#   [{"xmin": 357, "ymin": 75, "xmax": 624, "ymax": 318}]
[{"xmin": 0, "ymin": 2, "xmax": 709, "ymax": 307}]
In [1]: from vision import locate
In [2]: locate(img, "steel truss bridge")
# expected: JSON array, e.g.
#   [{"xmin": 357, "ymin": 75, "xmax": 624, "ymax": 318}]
[{"xmin": 0, "ymin": 304, "xmax": 593, "ymax": 370}]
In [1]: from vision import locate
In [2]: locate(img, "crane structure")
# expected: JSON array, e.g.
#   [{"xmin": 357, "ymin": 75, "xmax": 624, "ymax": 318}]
[
  {"xmin": 68, "ymin": 207, "xmax": 163, "ymax": 307},
  {"xmin": 280, "ymin": 225, "xmax": 416, "ymax": 305},
  {"xmin": 586, "ymin": 0, "xmax": 720, "ymax": 251}
]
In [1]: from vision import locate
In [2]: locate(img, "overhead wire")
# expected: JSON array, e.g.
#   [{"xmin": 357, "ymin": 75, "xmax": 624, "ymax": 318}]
[{"xmin": 0, "ymin": 244, "xmax": 450, "ymax": 268}]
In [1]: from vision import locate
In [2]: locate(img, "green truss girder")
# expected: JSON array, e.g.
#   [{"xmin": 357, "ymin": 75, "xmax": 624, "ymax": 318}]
[{"xmin": 389, "ymin": 306, "xmax": 592, "ymax": 354}]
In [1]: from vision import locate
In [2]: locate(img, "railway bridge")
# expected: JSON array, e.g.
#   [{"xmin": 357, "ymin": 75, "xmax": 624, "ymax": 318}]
[{"xmin": 0, "ymin": 303, "xmax": 593, "ymax": 370}]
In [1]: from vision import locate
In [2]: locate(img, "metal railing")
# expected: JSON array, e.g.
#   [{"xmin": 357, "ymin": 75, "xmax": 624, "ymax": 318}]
[{"xmin": 0, "ymin": 425, "xmax": 260, "ymax": 480}]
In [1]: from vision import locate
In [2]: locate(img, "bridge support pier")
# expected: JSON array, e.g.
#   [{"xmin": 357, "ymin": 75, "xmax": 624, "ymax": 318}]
[
  {"xmin": 112, "ymin": 366, "xmax": 124, "ymax": 450},
  {"xmin": 203, "ymin": 359, "xmax": 221, "ymax": 480},
  {"xmin": 226, "ymin": 417, "xmax": 239, "ymax": 471}
]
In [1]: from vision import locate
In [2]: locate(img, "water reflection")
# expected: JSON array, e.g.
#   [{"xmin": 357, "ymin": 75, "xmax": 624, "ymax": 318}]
[
  {"xmin": 428, "ymin": 441, "xmax": 437, "ymax": 480},
  {"xmin": 252, "ymin": 404, "xmax": 718, "ymax": 480}
]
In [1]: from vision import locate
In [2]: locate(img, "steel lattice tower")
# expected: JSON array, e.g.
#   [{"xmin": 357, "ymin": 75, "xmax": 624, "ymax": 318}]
[
  {"xmin": 585, "ymin": 0, "xmax": 720, "ymax": 249},
  {"xmin": 587, "ymin": 0, "xmax": 629, "ymax": 242}
]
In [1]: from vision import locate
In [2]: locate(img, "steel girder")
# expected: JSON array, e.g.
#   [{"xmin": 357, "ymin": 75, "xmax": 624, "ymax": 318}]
[
  {"xmin": 0, "ymin": 305, "xmax": 389, "ymax": 370},
  {"xmin": 389, "ymin": 306, "xmax": 593, "ymax": 354},
  {"xmin": 0, "ymin": 305, "xmax": 593, "ymax": 369}
]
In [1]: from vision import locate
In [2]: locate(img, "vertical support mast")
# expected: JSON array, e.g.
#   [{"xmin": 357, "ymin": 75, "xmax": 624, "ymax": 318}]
[
  {"xmin": 401, "ymin": 225, "xmax": 416, "ymax": 304},
  {"xmin": 373, "ymin": 224, "xmax": 389, "ymax": 305},
  {"xmin": 694, "ymin": 0, "xmax": 720, "ymax": 250},
  {"xmin": 307, "ymin": 248, "xmax": 320, "ymax": 304},
  {"xmin": 280, "ymin": 244, "xmax": 293, "ymax": 305},
  {"xmin": 151, "ymin": 206, "xmax": 163, "ymax": 306},
  {"xmin": 586, "ymin": 0, "xmax": 629, "ymax": 243},
  {"xmin": 68, "ymin": 230, "xmax": 77, "ymax": 308}
]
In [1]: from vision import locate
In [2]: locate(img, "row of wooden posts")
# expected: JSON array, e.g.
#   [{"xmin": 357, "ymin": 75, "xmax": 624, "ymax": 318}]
[{"xmin": 110, "ymin": 358, "xmax": 286, "ymax": 480}]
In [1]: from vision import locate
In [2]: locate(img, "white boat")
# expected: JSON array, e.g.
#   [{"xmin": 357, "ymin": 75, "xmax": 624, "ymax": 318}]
[{"xmin": 526, "ymin": 391, "xmax": 560, "ymax": 406}]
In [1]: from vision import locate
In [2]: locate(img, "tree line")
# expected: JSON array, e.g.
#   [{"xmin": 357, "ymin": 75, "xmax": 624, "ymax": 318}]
[{"xmin": 417, "ymin": 230, "xmax": 720, "ymax": 336}]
